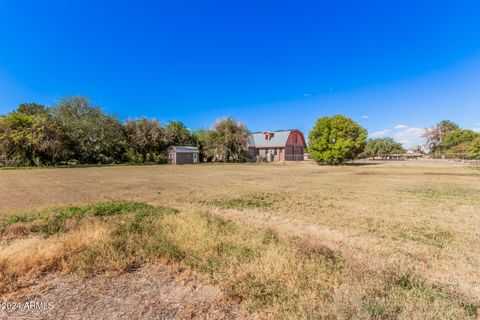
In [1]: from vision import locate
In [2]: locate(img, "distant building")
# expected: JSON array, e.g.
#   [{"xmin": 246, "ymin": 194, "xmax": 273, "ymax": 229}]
[
  {"xmin": 247, "ymin": 129, "xmax": 307, "ymax": 162},
  {"xmin": 167, "ymin": 146, "xmax": 200, "ymax": 164},
  {"xmin": 378, "ymin": 153, "xmax": 423, "ymax": 160}
]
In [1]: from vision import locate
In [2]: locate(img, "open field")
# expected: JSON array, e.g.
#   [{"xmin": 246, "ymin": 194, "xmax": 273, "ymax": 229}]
[{"xmin": 1, "ymin": 160, "xmax": 479, "ymax": 319}]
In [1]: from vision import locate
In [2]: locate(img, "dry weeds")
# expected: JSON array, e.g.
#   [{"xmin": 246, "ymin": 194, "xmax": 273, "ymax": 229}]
[{"xmin": 0, "ymin": 160, "xmax": 479, "ymax": 319}]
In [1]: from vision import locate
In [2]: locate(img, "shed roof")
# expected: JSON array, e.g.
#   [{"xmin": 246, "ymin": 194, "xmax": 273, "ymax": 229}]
[
  {"xmin": 169, "ymin": 146, "xmax": 199, "ymax": 153},
  {"xmin": 248, "ymin": 130, "xmax": 295, "ymax": 148}
]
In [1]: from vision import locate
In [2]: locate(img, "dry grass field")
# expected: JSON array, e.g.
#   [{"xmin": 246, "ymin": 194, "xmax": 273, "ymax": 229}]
[{"xmin": 0, "ymin": 160, "xmax": 479, "ymax": 319}]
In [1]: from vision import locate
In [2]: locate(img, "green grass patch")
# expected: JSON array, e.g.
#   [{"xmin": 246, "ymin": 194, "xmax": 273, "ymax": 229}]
[
  {"xmin": 40, "ymin": 202, "xmax": 162, "ymax": 235},
  {"xmin": 3, "ymin": 213, "xmax": 39, "ymax": 226},
  {"xmin": 205, "ymin": 193, "xmax": 279, "ymax": 210},
  {"xmin": 463, "ymin": 304, "xmax": 479, "ymax": 317},
  {"xmin": 0, "ymin": 212, "xmax": 41, "ymax": 234},
  {"xmin": 390, "ymin": 273, "xmax": 455, "ymax": 306},
  {"xmin": 392, "ymin": 226, "xmax": 454, "ymax": 248},
  {"xmin": 1, "ymin": 201, "xmax": 178, "ymax": 237},
  {"xmin": 0, "ymin": 166, "xmax": 38, "ymax": 171},
  {"xmin": 361, "ymin": 272, "xmax": 466, "ymax": 319}
]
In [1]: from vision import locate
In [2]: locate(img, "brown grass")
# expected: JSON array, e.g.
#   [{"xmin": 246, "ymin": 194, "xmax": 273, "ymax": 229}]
[
  {"xmin": 0, "ymin": 222, "xmax": 109, "ymax": 293},
  {"xmin": 0, "ymin": 160, "xmax": 479, "ymax": 318}
]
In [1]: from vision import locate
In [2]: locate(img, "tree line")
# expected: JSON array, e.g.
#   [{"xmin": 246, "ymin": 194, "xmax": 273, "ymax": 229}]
[
  {"xmin": 0, "ymin": 97, "xmax": 248, "ymax": 166},
  {"xmin": 1, "ymin": 97, "xmax": 478, "ymax": 166}
]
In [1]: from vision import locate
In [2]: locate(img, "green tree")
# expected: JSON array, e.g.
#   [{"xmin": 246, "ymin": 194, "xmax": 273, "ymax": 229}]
[
  {"xmin": 468, "ymin": 137, "xmax": 480, "ymax": 159},
  {"xmin": 0, "ymin": 111, "xmax": 66, "ymax": 166},
  {"xmin": 423, "ymin": 120, "xmax": 460, "ymax": 153},
  {"xmin": 441, "ymin": 129, "xmax": 479, "ymax": 150},
  {"xmin": 309, "ymin": 115, "xmax": 367, "ymax": 165},
  {"xmin": 363, "ymin": 138, "xmax": 405, "ymax": 159},
  {"xmin": 380, "ymin": 137, "xmax": 405, "ymax": 155},
  {"xmin": 28, "ymin": 113, "xmax": 68, "ymax": 164},
  {"xmin": 192, "ymin": 128, "xmax": 212, "ymax": 161},
  {"xmin": 124, "ymin": 118, "xmax": 166, "ymax": 163},
  {"xmin": 0, "ymin": 112, "xmax": 35, "ymax": 165},
  {"xmin": 363, "ymin": 138, "xmax": 380, "ymax": 158},
  {"xmin": 438, "ymin": 120, "xmax": 460, "ymax": 132},
  {"xmin": 52, "ymin": 97, "xmax": 126, "ymax": 164},
  {"xmin": 165, "ymin": 121, "xmax": 197, "ymax": 146},
  {"xmin": 16, "ymin": 103, "xmax": 47, "ymax": 116},
  {"xmin": 205, "ymin": 118, "xmax": 248, "ymax": 161}
]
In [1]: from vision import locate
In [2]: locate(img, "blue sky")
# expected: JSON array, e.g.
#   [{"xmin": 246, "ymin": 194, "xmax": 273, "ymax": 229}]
[{"xmin": 1, "ymin": 0, "xmax": 479, "ymax": 147}]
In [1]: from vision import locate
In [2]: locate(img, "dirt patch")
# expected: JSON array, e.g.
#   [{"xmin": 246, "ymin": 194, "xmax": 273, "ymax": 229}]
[{"xmin": 1, "ymin": 265, "xmax": 244, "ymax": 320}]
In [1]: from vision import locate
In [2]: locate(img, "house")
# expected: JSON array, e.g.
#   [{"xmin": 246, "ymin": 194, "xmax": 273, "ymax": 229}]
[
  {"xmin": 247, "ymin": 129, "xmax": 307, "ymax": 162},
  {"xmin": 167, "ymin": 146, "xmax": 200, "ymax": 164},
  {"xmin": 386, "ymin": 153, "xmax": 423, "ymax": 160}
]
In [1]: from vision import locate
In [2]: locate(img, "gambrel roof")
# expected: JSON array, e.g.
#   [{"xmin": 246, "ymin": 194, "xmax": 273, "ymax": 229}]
[
  {"xmin": 168, "ymin": 146, "xmax": 199, "ymax": 153},
  {"xmin": 248, "ymin": 130, "xmax": 298, "ymax": 148}
]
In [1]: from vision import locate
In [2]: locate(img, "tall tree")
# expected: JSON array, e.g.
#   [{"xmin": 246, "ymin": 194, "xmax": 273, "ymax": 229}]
[
  {"xmin": 468, "ymin": 137, "xmax": 480, "ymax": 159},
  {"xmin": 192, "ymin": 128, "xmax": 212, "ymax": 161},
  {"xmin": 423, "ymin": 120, "xmax": 460, "ymax": 153},
  {"xmin": 124, "ymin": 118, "xmax": 166, "ymax": 163},
  {"xmin": 379, "ymin": 137, "xmax": 405, "ymax": 155},
  {"xmin": 16, "ymin": 103, "xmax": 48, "ymax": 116},
  {"xmin": 52, "ymin": 97, "xmax": 126, "ymax": 164},
  {"xmin": 363, "ymin": 138, "xmax": 381, "ymax": 158},
  {"xmin": 0, "ymin": 112, "xmax": 35, "ymax": 165},
  {"xmin": 363, "ymin": 138, "xmax": 405, "ymax": 159},
  {"xmin": 205, "ymin": 118, "xmax": 248, "ymax": 161},
  {"xmin": 441, "ymin": 129, "xmax": 479, "ymax": 150},
  {"xmin": 165, "ymin": 121, "xmax": 197, "ymax": 146},
  {"xmin": 0, "ymin": 111, "xmax": 66, "ymax": 165},
  {"xmin": 309, "ymin": 115, "xmax": 367, "ymax": 165}
]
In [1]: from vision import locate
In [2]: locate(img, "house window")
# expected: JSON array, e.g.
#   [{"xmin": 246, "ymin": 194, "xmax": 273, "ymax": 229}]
[
  {"xmin": 273, "ymin": 148, "xmax": 277, "ymax": 155},
  {"xmin": 264, "ymin": 132, "xmax": 274, "ymax": 141},
  {"xmin": 293, "ymin": 134, "xmax": 298, "ymax": 143}
]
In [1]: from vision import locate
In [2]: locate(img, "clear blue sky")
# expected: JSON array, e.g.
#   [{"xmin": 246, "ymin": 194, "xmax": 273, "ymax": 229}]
[{"xmin": 1, "ymin": 0, "xmax": 479, "ymax": 147}]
